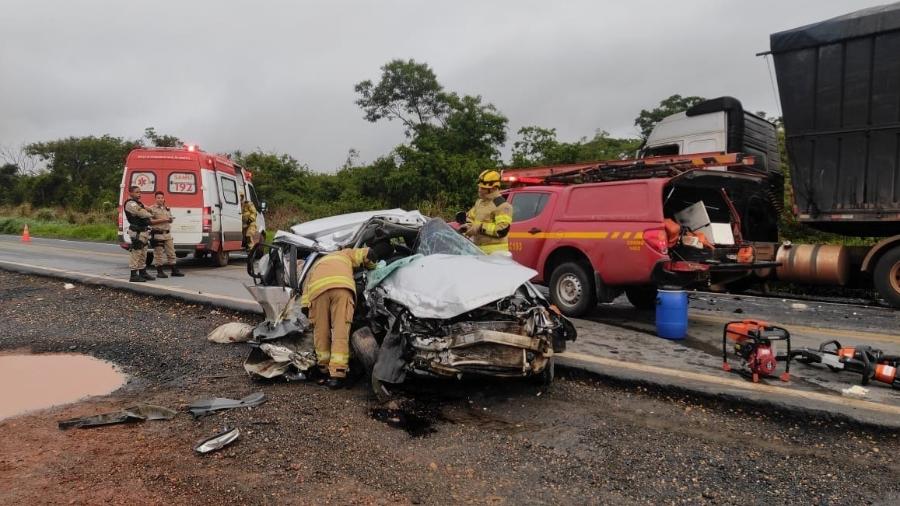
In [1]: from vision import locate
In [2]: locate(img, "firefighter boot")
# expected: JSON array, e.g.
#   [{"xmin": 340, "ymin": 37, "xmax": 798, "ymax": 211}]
[
  {"xmin": 129, "ymin": 270, "xmax": 145, "ymax": 282},
  {"xmin": 139, "ymin": 269, "xmax": 156, "ymax": 281},
  {"xmin": 155, "ymin": 267, "xmax": 169, "ymax": 278},
  {"xmin": 170, "ymin": 266, "xmax": 184, "ymax": 277}
]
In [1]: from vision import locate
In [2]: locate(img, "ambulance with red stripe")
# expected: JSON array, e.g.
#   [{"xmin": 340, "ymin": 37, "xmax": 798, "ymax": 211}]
[
  {"xmin": 117, "ymin": 145, "xmax": 266, "ymax": 266},
  {"xmin": 503, "ymin": 155, "xmax": 780, "ymax": 316}
]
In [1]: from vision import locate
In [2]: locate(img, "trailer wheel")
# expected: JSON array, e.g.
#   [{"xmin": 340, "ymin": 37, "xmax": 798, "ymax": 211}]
[
  {"xmin": 873, "ymin": 246, "xmax": 900, "ymax": 308},
  {"xmin": 549, "ymin": 261, "xmax": 595, "ymax": 317},
  {"xmin": 212, "ymin": 249, "xmax": 229, "ymax": 267},
  {"xmin": 625, "ymin": 286, "xmax": 658, "ymax": 310}
]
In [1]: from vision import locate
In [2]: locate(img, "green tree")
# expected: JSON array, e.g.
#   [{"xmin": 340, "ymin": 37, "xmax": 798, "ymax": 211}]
[
  {"xmin": 510, "ymin": 127, "xmax": 641, "ymax": 167},
  {"xmin": 25, "ymin": 135, "xmax": 140, "ymax": 209},
  {"xmin": 354, "ymin": 59, "xmax": 449, "ymax": 135},
  {"xmin": 143, "ymin": 127, "xmax": 182, "ymax": 147},
  {"xmin": 0, "ymin": 163, "xmax": 21, "ymax": 204},
  {"xmin": 634, "ymin": 94, "xmax": 706, "ymax": 139}
]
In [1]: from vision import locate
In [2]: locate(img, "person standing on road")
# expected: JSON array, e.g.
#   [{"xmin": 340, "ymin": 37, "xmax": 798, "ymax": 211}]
[
  {"xmin": 461, "ymin": 169, "xmax": 513, "ymax": 255},
  {"xmin": 149, "ymin": 191, "xmax": 185, "ymax": 279},
  {"xmin": 124, "ymin": 186, "xmax": 167, "ymax": 282},
  {"xmin": 240, "ymin": 193, "xmax": 258, "ymax": 251},
  {"xmin": 300, "ymin": 242, "xmax": 392, "ymax": 388}
]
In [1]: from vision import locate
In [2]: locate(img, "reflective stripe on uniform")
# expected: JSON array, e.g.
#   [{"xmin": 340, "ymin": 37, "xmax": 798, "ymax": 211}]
[
  {"xmin": 316, "ymin": 350, "xmax": 331, "ymax": 364},
  {"xmin": 329, "ymin": 352, "xmax": 349, "ymax": 367},
  {"xmin": 480, "ymin": 242, "xmax": 509, "ymax": 254},
  {"xmin": 307, "ymin": 275, "xmax": 355, "ymax": 296}
]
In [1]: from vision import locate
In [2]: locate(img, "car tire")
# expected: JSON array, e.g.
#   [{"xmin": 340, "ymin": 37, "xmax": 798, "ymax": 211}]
[
  {"xmin": 873, "ymin": 246, "xmax": 900, "ymax": 308},
  {"xmin": 350, "ymin": 327, "xmax": 379, "ymax": 376},
  {"xmin": 549, "ymin": 261, "xmax": 595, "ymax": 317},
  {"xmin": 625, "ymin": 286, "xmax": 658, "ymax": 310},
  {"xmin": 212, "ymin": 249, "xmax": 229, "ymax": 267}
]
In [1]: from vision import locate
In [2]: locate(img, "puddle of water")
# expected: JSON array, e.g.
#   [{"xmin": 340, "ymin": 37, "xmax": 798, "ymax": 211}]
[{"xmin": 0, "ymin": 353, "xmax": 126, "ymax": 421}]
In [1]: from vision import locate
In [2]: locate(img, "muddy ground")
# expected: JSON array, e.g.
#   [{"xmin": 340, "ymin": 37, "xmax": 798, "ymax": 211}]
[{"xmin": 0, "ymin": 271, "xmax": 898, "ymax": 505}]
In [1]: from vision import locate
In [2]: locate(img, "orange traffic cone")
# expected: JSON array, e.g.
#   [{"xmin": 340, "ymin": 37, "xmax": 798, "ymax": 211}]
[{"xmin": 21, "ymin": 224, "xmax": 31, "ymax": 243}]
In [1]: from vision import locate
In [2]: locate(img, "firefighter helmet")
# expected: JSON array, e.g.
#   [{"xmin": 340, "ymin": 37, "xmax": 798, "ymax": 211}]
[{"xmin": 478, "ymin": 170, "xmax": 501, "ymax": 189}]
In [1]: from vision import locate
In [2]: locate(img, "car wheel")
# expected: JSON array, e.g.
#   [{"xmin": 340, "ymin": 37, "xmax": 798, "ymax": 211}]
[
  {"xmin": 350, "ymin": 327, "xmax": 379, "ymax": 376},
  {"xmin": 625, "ymin": 286, "xmax": 658, "ymax": 310},
  {"xmin": 212, "ymin": 249, "xmax": 229, "ymax": 267},
  {"xmin": 873, "ymin": 246, "xmax": 900, "ymax": 308},
  {"xmin": 549, "ymin": 261, "xmax": 595, "ymax": 317}
]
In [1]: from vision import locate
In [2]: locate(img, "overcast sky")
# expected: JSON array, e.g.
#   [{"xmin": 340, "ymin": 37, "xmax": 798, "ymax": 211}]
[{"xmin": 0, "ymin": 0, "xmax": 889, "ymax": 171}]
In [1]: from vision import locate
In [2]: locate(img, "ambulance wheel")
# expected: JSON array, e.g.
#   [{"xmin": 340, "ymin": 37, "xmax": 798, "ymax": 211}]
[
  {"xmin": 549, "ymin": 261, "xmax": 595, "ymax": 317},
  {"xmin": 626, "ymin": 287, "xmax": 658, "ymax": 310},
  {"xmin": 873, "ymin": 246, "xmax": 900, "ymax": 308},
  {"xmin": 212, "ymin": 249, "xmax": 229, "ymax": 267}
]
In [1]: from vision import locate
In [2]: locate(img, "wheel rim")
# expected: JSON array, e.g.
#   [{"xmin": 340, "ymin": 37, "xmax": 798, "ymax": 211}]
[
  {"xmin": 890, "ymin": 260, "xmax": 900, "ymax": 294},
  {"xmin": 556, "ymin": 274, "xmax": 583, "ymax": 307}
]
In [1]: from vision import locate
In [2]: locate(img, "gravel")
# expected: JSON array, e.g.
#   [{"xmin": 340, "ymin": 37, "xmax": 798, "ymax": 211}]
[{"xmin": 1, "ymin": 271, "xmax": 898, "ymax": 505}]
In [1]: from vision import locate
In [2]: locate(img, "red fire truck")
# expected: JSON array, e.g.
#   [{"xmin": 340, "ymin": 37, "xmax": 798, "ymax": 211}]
[{"xmin": 502, "ymin": 154, "xmax": 778, "ymax": 316}]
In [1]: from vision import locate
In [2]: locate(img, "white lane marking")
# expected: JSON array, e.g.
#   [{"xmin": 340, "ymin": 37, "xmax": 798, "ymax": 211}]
[
  {"xmin": 557, "ymin": 351, "xmax": 900, "ymax": 416},
  {"xmin": 0, "ymin": 259, "xmax": 258, "ymax": 308}
]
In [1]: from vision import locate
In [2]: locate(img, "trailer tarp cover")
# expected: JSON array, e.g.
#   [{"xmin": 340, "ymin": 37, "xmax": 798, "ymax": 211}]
[
  {"xmin": 770, "ymin": 2, "xmax": 900, "ymax": 236},
  {"xmin": 770, "ymin": 2, "xmax": 900, "ymax": 53}
]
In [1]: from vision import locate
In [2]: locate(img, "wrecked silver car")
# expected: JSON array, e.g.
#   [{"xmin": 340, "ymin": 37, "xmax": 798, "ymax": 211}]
[{"xmin": 246, "ymin": 210, "xmax": 576, "ymax": 389}]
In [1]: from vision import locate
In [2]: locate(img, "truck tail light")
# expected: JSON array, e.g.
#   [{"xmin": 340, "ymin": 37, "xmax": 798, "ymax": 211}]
[
  {"xmin": 202, "ymin": 206, "xmax": 212, "ymax": 233},
  {"xmin": 643, "ymin": 228, "xmax": 668, "ymax": 255}
]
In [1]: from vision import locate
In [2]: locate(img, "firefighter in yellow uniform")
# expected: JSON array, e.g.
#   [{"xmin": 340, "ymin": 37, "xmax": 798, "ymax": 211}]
[
  {"xmin": 149, "ymin": 191, "xmax": 185, "ymax": 278},
  {"xmin": 463, "ymin": 169, "xmax": 513, "ymax": 254},
  {"xmin": 240, "ymin": 193, "xmax": 258, "ymax": 251},
  {"xmin": 301, "ymin": 242, "xmax": 392, "ymax": 388}
]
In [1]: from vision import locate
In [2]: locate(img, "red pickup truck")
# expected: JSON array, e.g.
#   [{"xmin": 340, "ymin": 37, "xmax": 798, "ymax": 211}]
[{"xmin": 502, "ymin": 155, "xmax": 777, "ymax": 316}]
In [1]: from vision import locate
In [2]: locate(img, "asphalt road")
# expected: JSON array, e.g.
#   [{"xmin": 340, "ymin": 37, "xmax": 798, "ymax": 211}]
[{"xmin": 2, "ymin": 234, "xmax": 899, "ymax": 427}]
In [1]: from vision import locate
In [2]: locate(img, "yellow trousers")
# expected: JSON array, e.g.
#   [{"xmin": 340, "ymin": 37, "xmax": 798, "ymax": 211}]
[{"xmin": 309, "ymin": 288, "xmax": 355, "ymax": 378}]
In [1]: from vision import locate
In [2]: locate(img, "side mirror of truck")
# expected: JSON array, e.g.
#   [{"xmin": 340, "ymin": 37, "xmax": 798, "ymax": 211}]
[
  {"xmin": 259, "ymin": 201, "xmax": 267, "ymax": 213},
  {"xmin": 454, "ymin": 211, "xmax": 467, "ymax": 225}
]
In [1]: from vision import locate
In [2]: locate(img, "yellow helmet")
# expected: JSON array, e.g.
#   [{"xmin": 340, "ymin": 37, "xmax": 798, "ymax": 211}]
[{"xmin": 478, "ymin": 169, "xmax": 501, "ymax": 189}]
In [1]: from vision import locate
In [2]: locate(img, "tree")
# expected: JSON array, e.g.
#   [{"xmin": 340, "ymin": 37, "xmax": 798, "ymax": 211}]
[
  {"xmin": 510, "ymin": 127, "xmax": 641, "ymax": 167},
  {"xmin": 143, "ymin": 127, "xmax": 182, "ymax": 147},
  {"xmin": 24, "ymin": 135, "xmax": 140, "ymax": 209},
  {"xmin": 634, "ymin": 94, "xmax": 706, "ymax": 139},
  {"xmin": 354, "ymin": 59, "xmax": 449, "ymax": 135}
]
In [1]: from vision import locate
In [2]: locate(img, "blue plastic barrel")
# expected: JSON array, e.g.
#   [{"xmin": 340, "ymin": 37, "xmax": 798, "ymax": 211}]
[{"xmin": 656, "ymin": 289, "xmax": 688, "ymax": 340}]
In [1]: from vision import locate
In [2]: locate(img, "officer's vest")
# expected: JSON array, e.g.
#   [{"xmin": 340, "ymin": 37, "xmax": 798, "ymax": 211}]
[{"xmin": 124, "ymin": 198, "xmax": 150, "ymax": 231}]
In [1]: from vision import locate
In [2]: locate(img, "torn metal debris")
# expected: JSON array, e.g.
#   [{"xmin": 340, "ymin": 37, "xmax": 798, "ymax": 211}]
[
  {"xmin": 194, "ymin": 427, "xmax": 240, "ymax": 454},
  {"xmin": 187, "ymin": 392, "xmax": 266, "ymax": 418},
  {"xmin": 58, "ymin": 404, "xmax": 177, "ymax": 430}
]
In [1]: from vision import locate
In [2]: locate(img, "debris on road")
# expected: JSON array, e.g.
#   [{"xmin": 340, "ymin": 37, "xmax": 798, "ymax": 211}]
[
  {"xmin": 63, "ymin": 283, "xmax": 75, "ymax": 290},
  {"xmin": 194, "ymin": 427, "xmax": 240, "ymax": 454},
  {"xmin": 58, "ymin": 404, "xmax": 177, "ymax": 430},
  {"xmin": 206, "ymin": 322, "xmax": 254, "ymax": 344},
  {"xmin": 842, "ymin": 385, "xmax": 869, "ymax": 398},
  {"xmin": 187, "ymin": 392, "xmax": 266, "ymax": 418}
]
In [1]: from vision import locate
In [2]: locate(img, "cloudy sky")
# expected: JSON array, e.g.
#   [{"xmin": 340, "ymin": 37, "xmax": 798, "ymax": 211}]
[{"xmin": 0, "ymin": 0, "xmax": 888, "ymax": 171}]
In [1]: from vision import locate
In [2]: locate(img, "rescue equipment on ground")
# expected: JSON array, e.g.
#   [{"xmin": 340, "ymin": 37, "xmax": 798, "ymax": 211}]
[
  {"xmin": 721, "ymin": 320, "xmax": 792, "ymax": 383},
  {"xmin": 790, "ymin": 341, "xmax": 899, "ymax": 389}
]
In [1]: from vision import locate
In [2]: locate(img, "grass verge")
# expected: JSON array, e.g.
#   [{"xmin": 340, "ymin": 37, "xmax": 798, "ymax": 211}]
[{"xmin": 0, "ymin": 216, "xmax": 118, "ymax": 242}]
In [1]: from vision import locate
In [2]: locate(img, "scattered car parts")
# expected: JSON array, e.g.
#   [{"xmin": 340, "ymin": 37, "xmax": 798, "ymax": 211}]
[{"xmin": 58, "ymin": 404, "xmax": 177, "ymax": 430}]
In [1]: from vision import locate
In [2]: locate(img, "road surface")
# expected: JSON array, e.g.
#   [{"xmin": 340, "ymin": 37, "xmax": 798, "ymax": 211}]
[{"xmin": 2, "ymin": 234, "xmax": 899, "ymax": 426}]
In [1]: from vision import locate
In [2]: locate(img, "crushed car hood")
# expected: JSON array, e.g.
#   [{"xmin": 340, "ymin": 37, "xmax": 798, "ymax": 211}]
[
  {"xmin": 378, "ymin": 254, "xmax": 538, "ymax": 319},
  {"xmin": 289, "ymin": 209, "xmax": 426, "ymax": 251}
]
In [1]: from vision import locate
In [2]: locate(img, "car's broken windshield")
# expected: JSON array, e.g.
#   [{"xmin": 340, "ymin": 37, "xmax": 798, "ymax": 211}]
[{"xmin": 414, "ymin": 219, "xmax": 483, "ymax": 256}]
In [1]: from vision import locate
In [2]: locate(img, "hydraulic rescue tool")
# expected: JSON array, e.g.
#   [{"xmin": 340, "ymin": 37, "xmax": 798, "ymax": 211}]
[
  {"xmin": 722, "ymin": 320, "xmax": 792, "ymax": 383},
  {"xmin": 790, "ymin": 341, "xmax": 899, "ymax": 389}
]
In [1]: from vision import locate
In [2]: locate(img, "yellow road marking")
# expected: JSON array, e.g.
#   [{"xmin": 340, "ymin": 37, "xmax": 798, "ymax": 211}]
[
  {"xmin": 690, "ymin": 313, "xmax": 900, "ymax": 345},
  {"xmin": 557, "ymin": 351, "xmax": 900, "ymax": 416}
]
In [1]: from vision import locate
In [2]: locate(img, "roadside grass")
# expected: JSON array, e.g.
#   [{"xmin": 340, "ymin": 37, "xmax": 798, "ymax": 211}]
[{"xmin": 0, "ymin": 205, "xmax": 118, "ymax": 242}]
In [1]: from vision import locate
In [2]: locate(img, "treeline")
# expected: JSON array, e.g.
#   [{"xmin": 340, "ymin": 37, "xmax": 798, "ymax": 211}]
[{"xmin": 2, "ymin": 60, "xmax": 698, "ymax": 223}]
